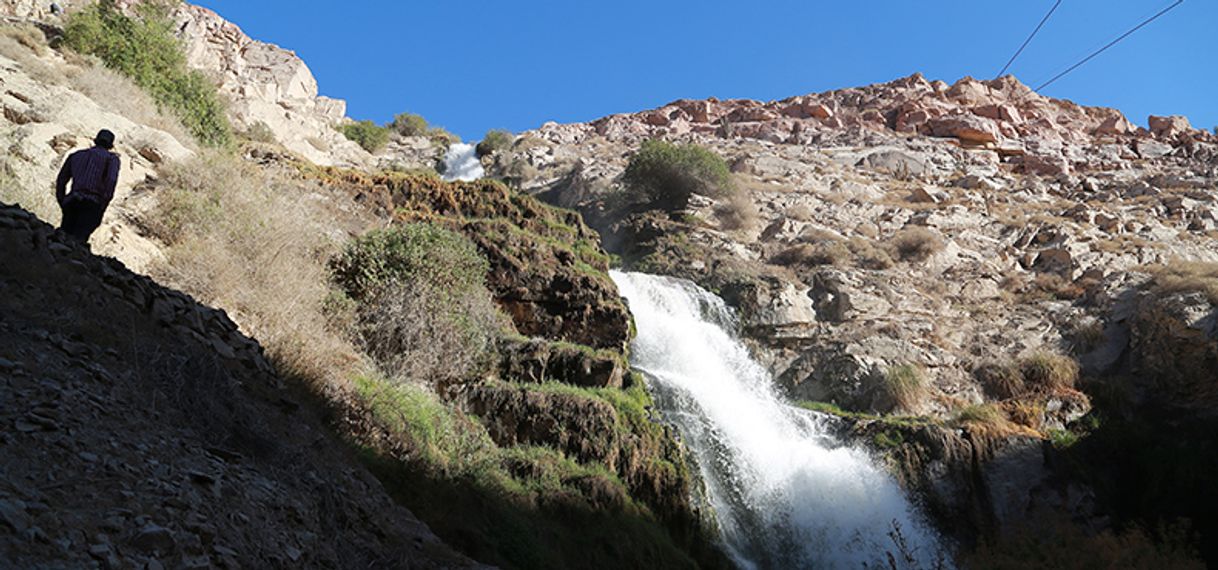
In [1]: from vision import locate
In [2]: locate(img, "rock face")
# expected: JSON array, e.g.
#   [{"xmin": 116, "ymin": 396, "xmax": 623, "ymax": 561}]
[
  {"xmin": 159, "ymin": 2, "xmax": 369, "ymax": 166},
  {"xmin": 489, "ymin": 72, "xmax": 1218, "ymax": 546},
  {"xmin": 0, "ymin": 204, "xmax": 479, "ymax": 569}
]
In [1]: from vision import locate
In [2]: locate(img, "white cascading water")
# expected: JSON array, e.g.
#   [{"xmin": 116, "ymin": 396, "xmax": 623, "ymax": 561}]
[
  {"xmin": 441, "ymin": 142, "xmax": 485, "ymax": 181},
  {"xmin": 611, "ymin": 271, "xmax": 949, "ymax": 569}
]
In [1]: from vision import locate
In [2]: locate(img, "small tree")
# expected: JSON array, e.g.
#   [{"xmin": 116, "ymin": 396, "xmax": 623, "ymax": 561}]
[
  {"xmin": 621, "ymin": 139, "xmax": 734, "ymax": 211},
  {"xmin": 475, "ymin": 129, "xmax": 513, "ymax": 157},
  {"xmin": 338, "ymin": 120, "xmax": 390, "ymax": 152},
  {"xmin": 391, "ymin": 113, "xmax": 429, "ymax": 137}
]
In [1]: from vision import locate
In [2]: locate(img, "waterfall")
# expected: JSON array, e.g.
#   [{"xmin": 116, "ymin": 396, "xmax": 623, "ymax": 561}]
[
  {"xmin": 611, "ymin": 271, "xmax": 949, "ymax": 569},
  {"xmin": 441, "ymin": 142, "xmax": 485, "ymax": 181}
]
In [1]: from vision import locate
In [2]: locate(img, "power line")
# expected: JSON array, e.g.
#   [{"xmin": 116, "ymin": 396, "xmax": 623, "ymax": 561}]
[
  {"xmin": 997, "ymin": 0, "xmax": 1063, "ymax": 78},
  {"xmin": 1033, "ymin": 0, "xmax": 1185, "ymax": 93}
]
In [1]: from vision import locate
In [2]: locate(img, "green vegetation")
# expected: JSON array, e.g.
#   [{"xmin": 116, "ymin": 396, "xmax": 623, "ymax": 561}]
[
  {"xmin": 953, "ymin": 403, "xmax": 1006, "ymax": 427},
  {"xmin": 1046, "ymin": 428, "xmax": 1079, "ymax": 449},
  {"xmin": 331, "ymin": 223, "xmax": 489, "ymax": 302},
  {"xmin": 351, "ymin": 371, "xmax": 709, "ymax": 570},
  {"xmin": 476, "ymin": 129, "xmax": 514, "ymax": 157},
  {"xmin": 390, "ymin": 112, "xmax": 429, "ymax": 137},
  {"xmin": 332, "ymin": 223, "xmax": 501, "ymax": 383},
  {"xmin": 338, "ymin": 120, "xmax": 391, "ymax": 152},
  {"xmin": 62, "ymin": 0, "xmax": 232, "ymax": 147},
  {"xmin": 622, "ymin": 139, "xmax": 735, "ymax": 212}
]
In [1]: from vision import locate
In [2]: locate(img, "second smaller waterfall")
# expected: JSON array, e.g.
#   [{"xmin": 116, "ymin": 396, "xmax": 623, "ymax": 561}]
[{"xmin": 441, "ymin": 142, "xmax": 484, "ymax": 181}]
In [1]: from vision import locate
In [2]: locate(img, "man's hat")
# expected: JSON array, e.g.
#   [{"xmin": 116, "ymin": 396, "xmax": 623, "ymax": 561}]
[{"xmin": 94, "ymin": 129, "xmax": 115, "ymax": 149}]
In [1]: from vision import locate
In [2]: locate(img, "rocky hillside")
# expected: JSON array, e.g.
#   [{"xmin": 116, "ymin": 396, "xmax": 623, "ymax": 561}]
[
  {"xmin": 1, "ymin": 5, "xmax": 725, "ymax": 569},
  {"xmin": 488, "ymin": 73, "xmax": 1218, "ymax": 553},
  {"xmin": 0, "ymin": 204, "xmax": 480, "ymax": 568}
]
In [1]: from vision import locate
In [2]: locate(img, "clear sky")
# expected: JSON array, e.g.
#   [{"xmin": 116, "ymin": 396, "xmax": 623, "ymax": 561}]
[{"xmin": 193, "ymin": 1, "xmax": 1214, "ymax": 142}]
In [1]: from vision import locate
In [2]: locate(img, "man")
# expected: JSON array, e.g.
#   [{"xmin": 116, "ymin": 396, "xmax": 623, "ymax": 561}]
[{"xmin": 56, "ymin": 129, "xmax": 120, "ymax": 244}]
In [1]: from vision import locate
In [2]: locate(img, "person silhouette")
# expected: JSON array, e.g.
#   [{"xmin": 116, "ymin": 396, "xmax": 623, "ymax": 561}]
[{"xmin": 56, "ymin": 129, "xmax": 121, "ymax": 245}]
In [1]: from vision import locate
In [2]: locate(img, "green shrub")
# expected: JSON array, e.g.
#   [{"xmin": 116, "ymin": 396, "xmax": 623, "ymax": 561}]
[
  {"xmin": 332, "ymin": 223, "xmax": 501, "ymax": 383},
  {"xmin": 390, "ymin": 112, "xmax": 428, "ymax": 137},
  {"xmin": 338, "ymin": 120, "xmax": 391, "ymax": 152},
  {"xmin": 622, "ymin": 139, "xmax": 734, "ymax": 211},
  {"xmin": 475, "ymin": 129, "xmax": 514, "ymax": 157},
  {"xmin": 331, "ymin": 223, "xmax": 489, "ymax": 301},
  {"xmin": 62, "ymin": 0, "xmax": 232, "ymax": 147}
]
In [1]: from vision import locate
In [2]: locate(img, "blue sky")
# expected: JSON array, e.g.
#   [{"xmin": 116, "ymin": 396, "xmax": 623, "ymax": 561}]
[{"xmin": 194, "ymin": 1, "xmax": 1214, "ymax": 142}]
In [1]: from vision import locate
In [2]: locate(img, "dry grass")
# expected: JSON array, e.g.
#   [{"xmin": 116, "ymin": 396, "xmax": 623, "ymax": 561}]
[
  {"xmin": 1146, "ymin": 260, "xmax": 1218, "ymax": 304},
  {"xmin": 714, "ymin": 190, "xmax": 760, "ymax": 232},
  {"xmin": 772, "ymin": 242, "xmax": 849, "ymax": 267},
  {"xmin": 886, "ymin": 226, "xmax": 944, "ymax": 262},
  {"xmin": 146, "ymin": 150, "xmax": 359, "ymax": 387},
  {"xmin": 0, "ymin": 25, "xmax": 67, "ymax": 85},
  {"xmin": 847, "ymin": 237, "xmax": 894, "ymax": 269},
  {"xmin": 974, "ymin": 362, "xmax": 1026, "ymax": 399},
  {"xmin": 953, "ymin": 403, "xmax": 1008, "ymax": 429},
  {"xmin": 881, "ymin": 363, "xmax": 928, "ymax": 413},
  {"xmin": 354, "ymin": 275, "xmax": 501, "ymax": 386},
  {"xmin": 1004, "ymin": 400, "xmax": 1046, "ymax": 430},
  {"xmin": 1, "ymin": 23, "xmax": 46, "ymax": 55},
  {"xmin": 1019, "ymin": 352, "xmax": 1079, "ymax": 393},
  {"xmin": 70, "ymin": 66, "xmax": 196, "ymax": 147},
  {"xmin": 785, "ymin": 203, "xmax": 813, "ymax": 221}
]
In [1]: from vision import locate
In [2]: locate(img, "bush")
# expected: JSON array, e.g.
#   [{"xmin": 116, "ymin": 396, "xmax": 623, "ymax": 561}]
[
  {"xmin": 887, "ymin": 226, "xmax": 944, "ymax": 262},
  {"xmin": 475, "ymin": 129, "xmax": 514, "ymax": 157},
  {"xmin": 622, "ymin": 139, "xmax": 734, "ymax": 211},
  {"xmin": 773, "ymin": 242, "xmax": 850, "ymax": 267},
  {"xmin": 332, "ymin": 223, "xmax": 501, "ymax": 383},
  {"xmin": 331, "ymin": 223, "xmax": 489, "ymax": 302},
  {"xmin": 714, "ymin": 189, "xmax": 760, "ymax": 231},
  {"xmin": 390, "ymin": 112, "xmax": 428, "ymax": 137},
  {"xmin": 62, "ymin": 1, "xmax": 232, "ymax": 147},
  {"xmin": 882, "ymin": 363, "xmax": 927, "ymax": 412},
  {"xmin": 338, "ymin": 120, "xmax": 391, "ymax": 152},
  {"xmin": 975, "ymin": 362, "xmax": 1026, "ymax": 399},
  {"xmin": 1020, "ymin": 352, "xmax": 1079, "ymax": 393}
]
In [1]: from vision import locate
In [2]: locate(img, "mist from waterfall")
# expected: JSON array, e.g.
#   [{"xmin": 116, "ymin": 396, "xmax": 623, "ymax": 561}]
[
  {"xmin": 441, "ymin": 142, "xmax": 484, "ymax": 181},
  {"xmin": 611, "ymin": 270, "xmax": 949, "ymax": 569}
]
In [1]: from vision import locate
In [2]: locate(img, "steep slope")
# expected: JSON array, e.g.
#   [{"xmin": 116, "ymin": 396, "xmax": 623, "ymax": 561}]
[{"xmin": 0, "ymin": 204, "xmax": 480, "ymax": 568}]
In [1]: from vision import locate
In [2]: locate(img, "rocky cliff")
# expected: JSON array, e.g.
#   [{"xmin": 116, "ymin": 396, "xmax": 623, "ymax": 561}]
[{"xmin": 490, "ymin": 72, "xmax": 1218, "ymax": 550}]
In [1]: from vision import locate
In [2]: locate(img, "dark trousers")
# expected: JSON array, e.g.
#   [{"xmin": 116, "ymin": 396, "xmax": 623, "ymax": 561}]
[{"xmin": 59, "ymin": 198, "xmax": 107, "ymax": 243}]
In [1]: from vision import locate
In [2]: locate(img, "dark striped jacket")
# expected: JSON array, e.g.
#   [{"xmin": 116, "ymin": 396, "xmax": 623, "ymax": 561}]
[{"xmin": 55, "ymin": 146, "xmax": 121, "ymax": 205}]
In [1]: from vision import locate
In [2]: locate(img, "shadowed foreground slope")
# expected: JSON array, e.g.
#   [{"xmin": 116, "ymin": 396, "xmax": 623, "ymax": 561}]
[{"xmin": 0, "ymin": 203, "xmax": 480, "ymax": 569}]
